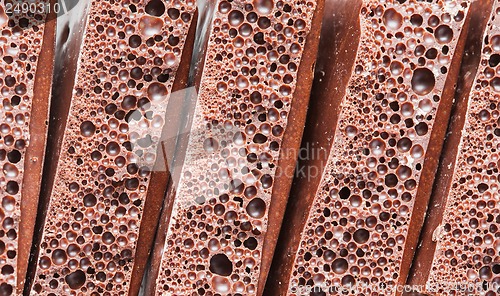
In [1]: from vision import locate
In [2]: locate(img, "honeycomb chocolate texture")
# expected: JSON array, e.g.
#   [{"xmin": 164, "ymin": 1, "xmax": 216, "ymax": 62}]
[
  {"xmin": 415, "ymin": 1, "xmax": 500, "ymax": 294},
  {"xmin": 151, "ymin": 0, "xmax": 321, "ymax": 294},
  {"xmin": 29, "ymin": 0, "xmax": 196, "ymax": 294},
  {"xmin": 274, "ymin": 0, "xmax": 470, "ymax": 295},
  {"xmin": 0, "ymin": 1, "xmax": 55, "ymax": 294}
]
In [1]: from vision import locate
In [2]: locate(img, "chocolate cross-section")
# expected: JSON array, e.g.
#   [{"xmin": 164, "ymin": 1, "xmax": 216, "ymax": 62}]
[{"xmin": 29, "ymin": 0, "xmax": 197, "ymax": 294}]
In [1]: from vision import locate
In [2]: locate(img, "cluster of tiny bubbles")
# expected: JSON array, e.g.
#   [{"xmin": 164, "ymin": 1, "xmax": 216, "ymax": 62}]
[
  {"xmin": 287, "ymin": 0, "xmax": 468, "ymax": 295},
  {"xmin": 0, "ymin": 1, "xmax": 51, "ymax": 294},
  {"xmin": 31, "ymin": 0, "xmax": 195, "ymax": 294},
  {"xmin": 155, "ymin": 0, "xmax": 317, "ymax": 294},
  {"xmin": 427, "ymin": 4, "xmax": 500, "ymax": 295}
]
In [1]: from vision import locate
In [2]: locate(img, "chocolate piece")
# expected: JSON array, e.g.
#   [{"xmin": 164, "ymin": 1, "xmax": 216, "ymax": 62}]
[
  {"xmin": 142, "ymin": 1, "xmax": 213, "ymax": 294},
  {"xmin": 127, "ymin": 7, "xmax": 198, "ymax": 296},
  {"xmin": 407, "ymin": 1, "xmax": 500, "ymax": 295},
  {"xmin": 145, "ymin": 0, "xmax": 324, "ymax": 294},
  {"xmin": 28, "ymin": 0, "xmax": 197, "ymax": 294},
  {"xmin": 0, "ymin": 1, "xmax": 56, "ymax": 294},
  {"xmin": 265, "ymin": 0, "xmax": 362, "ymax": 294},
  {"xmin": 266, "ymin": 0, "xmax": 471, "ymax": 295}
]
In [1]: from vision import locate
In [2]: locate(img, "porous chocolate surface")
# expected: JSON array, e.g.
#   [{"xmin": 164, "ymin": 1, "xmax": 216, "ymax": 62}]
[
  {"xmin": 417, "ymin": 1, "xmax": 500, "ymax": 294},
  {"xmin": 276, "ymin": 0, "xmax": 470, "ymax": 295},
  {"xmin": 0, "ymin": 1, "xmax": 55, "ymax": 294},
  {"xmin": 29, "ymin": 0, "xmax": 196, "ymax": 294},
  {"xmin": 264, "ymin": 0, "xmax": 362, "ymax": 294},
  {"xmin": 152, "ymin": 0, "xmax": 321, "ymax": 294}
]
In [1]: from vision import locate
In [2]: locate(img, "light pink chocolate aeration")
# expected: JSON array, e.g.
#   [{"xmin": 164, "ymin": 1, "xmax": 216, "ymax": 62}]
[
  {"xmin": 0, "ymin": 1, "xmax": 53, "ymax": 294},
  {"xmin": 425, "ymin": 1, "xmax": 500, "ymax": 294},
  {"xmin": 286, "ymin": 0, "xmax": 469, "ymax": 295},
  {"xmin": 154, "ymin": 0, "xmax": 318, "ymax": 294},
  {"xmin": 30, "ymin": 0, "xmax": 196, "ymax": 294}
]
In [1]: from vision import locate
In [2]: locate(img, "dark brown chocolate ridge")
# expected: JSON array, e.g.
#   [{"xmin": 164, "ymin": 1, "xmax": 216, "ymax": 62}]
[
  {"xmin": 0, "ymin": 1, "xmax": 56, "ymax": 294},
  {"xmin": 18, "ymin": 1, "xmax": 57, "ymax": 292},
  {"xmin": 267, "ymin": 1, "xmax": 472, "ymax": 295},
  {"xmin": 142, "ymin": 2, "xmax": 214, "ymax": 294},
  {"xmin": 151, "ymin": 0, "xmax": 323, "ymax": 294},
  {"xmin": 406, "ymin": 0, "xmax": 494, "ymax": 291},
  {"xmin": 265, "ymin": 0, "xmax": 363, "ymax": 294},
  {"xmin": 128, "ymin": 8, "xmax": 198, "ymax": 296},
  {"xmin": 27, "ymin": 2, "xmax": 92, "ymax": 292},
  {"xmin": 397, "ymin": 0, "xmax": 474, "ymax": 292},
  {"xmin": 28, "ymin": 0, "xmax": 197, "ymax": 294},
  {"xmin": 407, "ymin": 1, "xmax": 499, "ymax": 294},
  {"xmin": 256, "ymin": 0, "xmax": 325, "ymax": 294},
  {"xmin": 27, "ymin": 3, "xmax": 97, "ymax": 293}
]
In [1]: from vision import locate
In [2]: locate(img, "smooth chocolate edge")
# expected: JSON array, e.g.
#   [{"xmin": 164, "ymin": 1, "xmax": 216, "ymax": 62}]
[
  {"xmin": 404, "ymin": 0, "xmax": 495, "ymax": 291},
  {"xmin": 263, "ymin": 1, "xmax": 362, "ymax": 295},
  {"xmin": 18, "ymin": 2, "xmax": 57, "ymax": 293},
  {"xmin": 255, "ymin": 0, "xmax": 326, "ymax": 295},
  {"xmin": 25, "ymin": 2, "xmax": 91, "ymax": 293},
  {"xmin": 141, "ymin": 2, "xmax": 214, "ymax": 293},
  {"xmin": 128, "ymin": 10, "xmax": 198, "ymax": 296}
]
